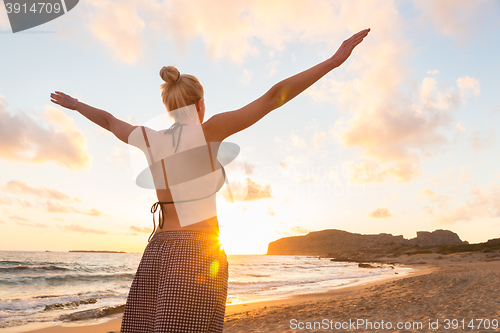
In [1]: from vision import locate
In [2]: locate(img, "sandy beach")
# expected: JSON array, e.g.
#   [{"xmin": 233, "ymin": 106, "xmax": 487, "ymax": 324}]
[{"xmin": 21, "ymin": 251, "xmax": 500, "ymax": 333}]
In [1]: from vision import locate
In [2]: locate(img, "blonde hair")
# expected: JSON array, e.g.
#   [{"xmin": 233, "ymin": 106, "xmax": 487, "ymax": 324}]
[{"xmin": 159, "ymin": 66, "xmax": 204, "ymax": 118}]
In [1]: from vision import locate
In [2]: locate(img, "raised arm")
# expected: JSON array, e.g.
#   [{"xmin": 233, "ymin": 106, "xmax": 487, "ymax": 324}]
[
  {"xmin": 50, "ymin": 91, "xmax": 136, "ymax": 144},
  {"xmin": 204, "ymin": 28, "xmax": 370, "ymax": 142}
]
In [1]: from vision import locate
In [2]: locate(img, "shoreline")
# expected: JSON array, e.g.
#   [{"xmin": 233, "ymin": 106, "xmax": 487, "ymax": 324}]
[
  {"xmin": 17, "ymin": 261, "xmax": 427, "ymax": 333},
  {"xmin": 17, "ymin": 251, "xmax": 500, "ymax": 332}
]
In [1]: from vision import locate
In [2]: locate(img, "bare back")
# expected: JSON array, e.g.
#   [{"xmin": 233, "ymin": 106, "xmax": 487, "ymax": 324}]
[{"xmin": 153, "ymin": 123, "xmax": 223, "ymax": 236}]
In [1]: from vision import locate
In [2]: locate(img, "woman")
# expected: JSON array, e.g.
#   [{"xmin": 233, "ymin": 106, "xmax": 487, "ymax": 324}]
[{"xmin": 50, "ymin": 27, "xmax": 370, "ymax": 332}]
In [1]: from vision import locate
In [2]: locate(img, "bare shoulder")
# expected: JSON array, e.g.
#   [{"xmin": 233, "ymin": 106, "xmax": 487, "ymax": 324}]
[{"xmin": 201, "ymin": 120, "xmax": 221, "ymax": 144}]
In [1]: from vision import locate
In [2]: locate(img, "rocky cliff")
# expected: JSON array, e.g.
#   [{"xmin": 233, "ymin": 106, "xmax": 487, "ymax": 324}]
[
  {"xmin": 408, "ymin": 230, "xmax": 468, "ymax": 246},
  {"xmin": 267, "ymin": 229, "xmax": 468, "ymax": 258}
]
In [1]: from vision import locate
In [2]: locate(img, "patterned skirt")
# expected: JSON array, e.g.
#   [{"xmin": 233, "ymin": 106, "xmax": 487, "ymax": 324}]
[{"xmin": 120, "ymin": 230, "xmax": 228, "ymax": 333}]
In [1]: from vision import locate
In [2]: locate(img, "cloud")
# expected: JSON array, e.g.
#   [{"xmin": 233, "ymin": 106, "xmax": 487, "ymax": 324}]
[
  {"xmin": 0, "ymin": 97, "xmax": 90, "ymax": 171},
  {"xmin": 129, "ymin": 225, "xmax": 153, "ymax": 233},
  {"xmin": 275, "ymin": 122, "xmax": 331, "ymax": 170},
  {"xmin": 470, "ymin": 127, "xmax": 496, "ymax": 152},
  {"xmin": 16, "ymin": 199, "xmax": 33, "ymax": 208},
  {"xmin": 240, "ymin": 69, "xmax": 253, "ymax": 86},
  {"xmin": 411, "ymin": 0, "xmax": 494, "ymax": 47},
  {"xmin": 266, "ymin": 60, "xmax": 281, "ymax": 77},
  {"xmin": 62, "ymin": 223, "xmax": 108, "ymax": 234},
  {"xmin": 277, "ymin": 225, "xmax": 311, "ymax": 236},
  {"xmin": 457, "ymin": 76, "xmax": 481, "ymax": 102},
  {"xmin": 1, "ymin": 180, "xmax": 82, "ymax": 202},
  {"xmin": 85, "ymin": 208, "xmax": 106, "ymax": 217},
  {"xmin": 45, "ymin": 200, "xmax": 107, "ymax": 216},
  {"xmin": 427, "ymin": 69, "xmax": 439, "ymax": 75},
  {"xmin": 83, "ymin": 0, "xmax": 146, "ymax": 64},
  {"xmin": 450, "ymin": 122, "xmax": 496, "ymax": 153},
  {"xmin": 418, "ymin": 189, "xmax": 451, "ymax": 207},
  {"xmin": 0, "ymin": 181, "xmax": 106, "ymax": 215},
  {"xmin": 290, "ymin": 132, "xmax": 307, "ymax": 149},
  {"xmin": 243, "ymin": 178, "xmax": 272, "ymax": 201},
  {"xmin": 313, "ymin": 73, "xmax": 480, "ymax": 184},
  {"xmin": 279, "ymin": 1, "xmax": 489, "ymax": 185},
  {"xmin": 57, "ymin": 0, "xmax": 395, "ymax": 65},
  {"xmin": 46, "ymin": 201, "xmax": 80, "ymax": 213},
  {"xmin": 368, "ymin": 208, "xmax": 392, "ymax": 218},
  {"xmin": 266, "ymin": 206, "xmax": 275, "ymax": 216},
  {"xmin": 10, "ymin": 215, "xmax": 30, "ymax": 222},
  {"xmin": 243, "ymin": 160, "xmax": 256, "ymax": 175},
  {"xmin": 0, "ymin": 197, "xmax": 11, "ymax": 205},
  {"xmin": 442, "ymin": 169, "xmax": 469, "ymax": 185},
  {"xmin": 48, "ymin": 0, "xmax": 497, "ymax": 70},
  {"xmin": 426, "ymin": 182, "xmax": 500, "ymax": 224},
  {"xmin": 0, "ymin": 5, "xmax": 9, "ymax": 29},
  {"xmin": 16, "ymin": 221, "xmax": 48, "ymax": 228},
  {"xmin": 290, "ymin": 226, "xmax": 311, "ymax": 234}
]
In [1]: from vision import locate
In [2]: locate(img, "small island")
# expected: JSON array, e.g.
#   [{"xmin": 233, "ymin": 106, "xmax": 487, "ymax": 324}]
[{"xmin": 69, "ymin": 250, "xmax": 126, "ymax": 253}]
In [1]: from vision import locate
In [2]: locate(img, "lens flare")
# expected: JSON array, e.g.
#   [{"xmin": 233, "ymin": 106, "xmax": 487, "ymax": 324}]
[
  {"xmin": 209, "ymin": 260, "xmax": 220, "ymax": 278},
  {"xmin": 277, "ymin": 92, "xmax": 287, "ymax": 107}
]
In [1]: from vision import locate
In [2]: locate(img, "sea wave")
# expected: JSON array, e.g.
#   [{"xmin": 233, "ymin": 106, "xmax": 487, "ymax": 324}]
[
  {"xmin": 0, "ymin": 272, "xmax": 135, "ymax": 286},
  {"xmin": 0, "ymin": 260, "xmax": 26, "ymax": 265},
  {"xmin": 0, "ymin": 265, "xmax": 69, "ymax": 272},
  {"xmin": 43, "ymin": 298, "xmax": 98, "ymax": 311},
  {"xmin": 59, "ymin": 304, "xmax": 126, "ymax": 321}
]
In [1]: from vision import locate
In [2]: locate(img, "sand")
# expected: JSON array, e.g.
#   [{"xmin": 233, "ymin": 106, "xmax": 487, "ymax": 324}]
[{"xmin": 21, "ymin": 251, "xmax": 500, "ymax": 333}]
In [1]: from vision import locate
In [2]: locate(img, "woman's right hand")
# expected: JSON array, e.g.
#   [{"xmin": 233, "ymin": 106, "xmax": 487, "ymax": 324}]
[{"xmin": 331, "ymin": 28, "xmax": 370, "ymax": 67}]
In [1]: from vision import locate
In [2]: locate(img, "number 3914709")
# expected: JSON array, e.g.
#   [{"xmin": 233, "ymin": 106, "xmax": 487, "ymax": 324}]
[{"xmin": 5, "ymin": 2, "xmax": 63, "ymax": 14}]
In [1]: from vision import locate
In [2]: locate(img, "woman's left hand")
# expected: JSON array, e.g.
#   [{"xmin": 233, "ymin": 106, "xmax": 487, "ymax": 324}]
[{"xmin": 50, "ymin": 91, "xmax": 79, "ymax": 110}]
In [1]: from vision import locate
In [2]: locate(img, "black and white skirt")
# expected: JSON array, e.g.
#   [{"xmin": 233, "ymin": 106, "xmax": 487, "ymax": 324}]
[{"xmin": 120, "ymin": 230, "xmax": 229, "ymax": 333}]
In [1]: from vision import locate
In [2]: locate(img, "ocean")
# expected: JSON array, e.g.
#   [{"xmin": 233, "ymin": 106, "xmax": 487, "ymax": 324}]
[{"xmin": 0, "ymin": 251, "xmax": 412, "ymax": 331}]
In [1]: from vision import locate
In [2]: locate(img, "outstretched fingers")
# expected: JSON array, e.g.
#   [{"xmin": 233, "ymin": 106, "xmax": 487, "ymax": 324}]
[
  {"xmin": 50, "ymin": 93, "xmax": 61, "ymax": 102},
  {"xmin": 50, "ymin": 92, "xmax": 68, "ymax": 106},
  {"xmin": 351, "ymin": 29, "xmax": 370, "ymax": 41},
  {"xmin": 347, "ymin": 29, "xmax": 369, "ymax": 48}
]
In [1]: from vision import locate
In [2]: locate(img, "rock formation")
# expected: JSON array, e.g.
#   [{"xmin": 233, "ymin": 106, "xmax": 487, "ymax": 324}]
[
  {"xmin": 409, "ymin": 230, "xmax": 469, "ymax": 246},
  {"xmin": 267, "ymin": 229, "xmax": 468, "ymax": 258}
]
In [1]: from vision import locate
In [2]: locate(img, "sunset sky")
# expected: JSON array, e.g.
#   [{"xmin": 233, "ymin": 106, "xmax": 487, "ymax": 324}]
[{"xmin": 1, "ymin": 1, "xmax": 499, "ymax": 254}]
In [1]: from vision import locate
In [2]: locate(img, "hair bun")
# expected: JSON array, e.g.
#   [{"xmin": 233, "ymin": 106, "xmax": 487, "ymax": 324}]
[{"xmin": 160, "ymin": 66, "xmax": 181, "ymax": 84}]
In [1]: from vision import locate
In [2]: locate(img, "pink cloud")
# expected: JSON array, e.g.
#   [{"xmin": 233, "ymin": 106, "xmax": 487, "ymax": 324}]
[
  {"xmin": 313, "ymin": 70, "xmax": 480, "ymax": 184},
  {"xmin": 16, "ymin": 221, "xmax": 48, "ymax": 228},
  {"xmin": 46, "ymin": 201, "xmax": 80, "ymax": 213},
  {"xmin": 243, "ymin": 178, "xmax": 272, "ymax": 201},
  {"xmin": 411, "ymin": 0, "xmax": 494, "ymax": 47},
  {"xmin": 85, "ymin": 208, "xmax": 106, "ymax": 217},
  {"xmin": 1, "ymin": 180, "xmax": 81, "ymax": 202},
  {"xmin": 9, "ymin": 215, "xmax": 30, "ymax": 222},
  {"xmin": 62, "ymin": 223, "xmax": 107, "ymax": 235},
  {"xmin": 0, "ymin": 97, "xmax": 90, "ymax": 171},
  {"xmin": 368, "ymin": 208, "xmax": 392, "ymax": 219},
  {"xmin": 419, "ymin": 189, "xmax": 451, "ymax": 208},
  {"xmin": 129, "ymin": 225, "xmax": 153, "ymax": 233},
  {"xmin": 277, "ymin": 225, "xmax": 311, "ymax": 236},
  {"xmin": 0, "ymin": 197, "xmax": 12, "ymax": 205},
  {"xmin": 44, "ymin": 201, "xmax": 106, "ymax": 216},
  {"xmin": 425, "ymin": 182, "xmax": 500, "ymax": 224}
]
